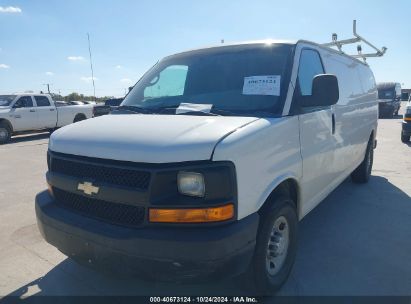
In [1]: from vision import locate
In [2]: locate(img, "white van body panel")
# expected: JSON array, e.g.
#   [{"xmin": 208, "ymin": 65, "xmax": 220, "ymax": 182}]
[
  {"xmin": 212, "ymin": 116, "xmax": 302, "ymax": 219},
  {"xmin": 50, "ymin": 114, "xmax": 259, "ymax": 163}
]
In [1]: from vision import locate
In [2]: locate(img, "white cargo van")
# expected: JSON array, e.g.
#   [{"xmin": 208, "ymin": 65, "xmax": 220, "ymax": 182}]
[{"xmin": 35, "ymin": 40, "xmax": 378, "ymax": 294}]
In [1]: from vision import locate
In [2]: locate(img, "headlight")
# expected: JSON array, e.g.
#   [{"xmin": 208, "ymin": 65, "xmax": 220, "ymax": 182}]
[{"xmin": 177, "ymin": 171, "xmax": 205, "ymax": 197}]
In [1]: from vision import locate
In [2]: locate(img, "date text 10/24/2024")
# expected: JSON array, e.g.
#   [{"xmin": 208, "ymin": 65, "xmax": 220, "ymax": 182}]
[{"xmin": 149, "ymin": 297, "xmax": 258, "ymax": 303}]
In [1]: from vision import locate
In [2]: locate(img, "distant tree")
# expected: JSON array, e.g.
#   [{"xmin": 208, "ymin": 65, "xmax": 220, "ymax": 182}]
[
  {"xmin": 59, "ymin": 92, "xmax": 119, "ymax": 103},
  {"xmin": 50, "ymin": 93, "xmax": 64, "ymax": 101}
]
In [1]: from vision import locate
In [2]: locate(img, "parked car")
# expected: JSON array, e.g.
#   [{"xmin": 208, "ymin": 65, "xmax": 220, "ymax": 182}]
[
  {"xmin": 105, "ymin": 98, "xmax": 123, "ymax": 111},
  {"xmin": 0, "ymin": 93, "xmax": 93, "ymax": 144},
  {"xmin": 92, "ymin": 103, "xmax": 111, "ymax": 117},
  {"xmin": 55, "ymin": 100, "xmax": 68, "ymax": 107},
  {"xmin": 35, "ymin": 40, "xmax": 378, "ymax": 294},
  {"xmin": 377, "ymin": 82, "xmax": 401, "ymax": 118},
  {"xmin": 401, "ymin": 101, "xmax": 411, "ymax": 143},
  {"xmin": 67, "ymin": 100, "xmax": 85, "ymax": 105},
  {"xmin": 82, "ymin": 101, "xmax": 96, "ymax": 105}
]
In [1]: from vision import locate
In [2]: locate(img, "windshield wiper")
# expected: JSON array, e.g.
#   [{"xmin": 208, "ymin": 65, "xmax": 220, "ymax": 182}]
[{"xmin": 115, "ymin": 105, "xmax": 155, "ymax": 114}]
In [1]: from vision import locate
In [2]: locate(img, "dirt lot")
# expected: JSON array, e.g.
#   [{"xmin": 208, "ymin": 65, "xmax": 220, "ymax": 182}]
[{"xmin": 0, "ymin": 104, "xmax": 410, "ymax": 297}]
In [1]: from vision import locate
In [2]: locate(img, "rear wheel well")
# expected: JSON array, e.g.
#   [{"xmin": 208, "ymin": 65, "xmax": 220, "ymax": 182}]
[
  {"xmin": 0, "ymin": 119, "xmax": 13, "ymax": 133},
  {"xmin": 73, "ymin": 113, "xmax": 86, "ymax": 122},
  {"xmin": 259, "ymin": 179, "xmax": 299, "ymax": 215}
]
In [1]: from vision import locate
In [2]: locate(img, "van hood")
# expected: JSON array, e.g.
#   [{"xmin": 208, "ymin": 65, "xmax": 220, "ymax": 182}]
[{"xmin": 49, "ymin": 114, "xmax": 259, "ymax": 163}]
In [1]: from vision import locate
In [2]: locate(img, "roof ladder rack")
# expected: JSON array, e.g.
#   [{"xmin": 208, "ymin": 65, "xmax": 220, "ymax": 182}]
[{"xmin": 322, "ymin": 20, "xmax": 387, "ymax": 63}]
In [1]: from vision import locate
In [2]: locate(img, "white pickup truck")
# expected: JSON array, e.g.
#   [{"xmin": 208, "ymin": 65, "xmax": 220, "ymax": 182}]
[{"xmin": 0, "ymin": 93, "xmax": 93, "ymax": 144}]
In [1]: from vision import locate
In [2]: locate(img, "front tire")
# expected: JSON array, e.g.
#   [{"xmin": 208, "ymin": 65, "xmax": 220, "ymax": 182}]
[
  {"xmin": 401, "ymin": 133, "xmax": 410, "ymax": 143},
  {"xmin": 351, "ymin": 137, "xmax": 374, "ymax": 183},
  {"xmin": 0, "ymin": 124, "xmax": 11, "ymax": 144},
  {"xmin": 245, "ymin": 196, "xmax": 298, "ymax": 295}
]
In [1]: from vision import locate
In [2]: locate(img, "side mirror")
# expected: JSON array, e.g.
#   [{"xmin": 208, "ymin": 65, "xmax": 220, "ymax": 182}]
[{"xmin": 300, "ymin": 74, "xmax": 339, "ymax": 107}]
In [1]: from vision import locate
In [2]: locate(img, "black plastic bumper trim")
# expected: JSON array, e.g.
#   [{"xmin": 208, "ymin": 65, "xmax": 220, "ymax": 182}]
[{"xmin": 35, "ymin": 191, "xmax": 258, "ymax": 279}]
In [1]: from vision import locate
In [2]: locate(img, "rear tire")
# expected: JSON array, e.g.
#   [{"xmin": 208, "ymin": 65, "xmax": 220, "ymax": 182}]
[
  {"xmin": 0, "ymin": 123, "xmax": 11, "ymax": 144},
  {"xmin": 351, "ymin": 137, "xmax": 374, "ymax": 183},
  {"xmin": 242, "ymin": 196, "xmax": 298, "ymax": 295},
  {"xmin": 401, "ymin": 133, "xmax": 410, "ymax": 143}
]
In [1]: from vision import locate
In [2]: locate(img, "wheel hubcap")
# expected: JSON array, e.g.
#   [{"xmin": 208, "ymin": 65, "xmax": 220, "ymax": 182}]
[{"xmin": 266, "ymin": 216, "xmax": 289, "ymax": 276}]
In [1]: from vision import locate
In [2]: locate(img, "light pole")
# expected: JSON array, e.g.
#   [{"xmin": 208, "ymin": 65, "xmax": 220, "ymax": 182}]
[{"xmin": 42, "ymin": 83, "xmax": 51, "ymax": 94}]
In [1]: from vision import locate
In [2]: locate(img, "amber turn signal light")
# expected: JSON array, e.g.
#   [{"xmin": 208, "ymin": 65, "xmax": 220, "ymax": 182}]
[{"xmin": 149, "ymin": 204, "xmax": 234, "ymax": 223}]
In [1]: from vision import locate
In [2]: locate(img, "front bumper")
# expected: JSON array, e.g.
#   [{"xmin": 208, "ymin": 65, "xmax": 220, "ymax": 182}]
[
  {"xmin": 378, "ymin": 103, "xmax": 395, "ymax": 116},
  {"xmin": 35, "ymin": 191, "xmax": 259, "ymax": 281}
]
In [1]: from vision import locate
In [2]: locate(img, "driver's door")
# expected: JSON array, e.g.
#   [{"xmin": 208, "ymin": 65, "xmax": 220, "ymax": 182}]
[
  {"xmin": 10, "ymin": 96, "xmax": 39, "ymax": 131},
  {"xmin": 295, "ymin": 49, "xmax": 337, "ymax": 216}
]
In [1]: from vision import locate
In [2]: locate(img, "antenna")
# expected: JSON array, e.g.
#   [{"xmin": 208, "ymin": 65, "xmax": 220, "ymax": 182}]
[
  {"xmin": 322, "ymin": 20, "xmax": 387, "ymax": 62},
  {"xmin": 87, "ymin": 33, "xmax": 96, "ymax": 101}
]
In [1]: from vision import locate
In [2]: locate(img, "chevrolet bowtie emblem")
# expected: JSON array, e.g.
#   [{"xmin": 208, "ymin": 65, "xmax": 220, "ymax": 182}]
[{"xmin": 77, "ymin": 182, "xmax": 99, "ymax": 195}]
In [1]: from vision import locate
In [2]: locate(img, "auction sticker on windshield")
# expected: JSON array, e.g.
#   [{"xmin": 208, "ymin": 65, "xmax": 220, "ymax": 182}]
[{"xmin": 242, "ymin": 75, "xmax": 280, "ymax": 96}]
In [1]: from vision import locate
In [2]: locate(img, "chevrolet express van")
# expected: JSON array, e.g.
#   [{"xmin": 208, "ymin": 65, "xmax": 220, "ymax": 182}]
[{"xmin": 35, "ymin": 40, "xmax": 378, "ymax": 294}]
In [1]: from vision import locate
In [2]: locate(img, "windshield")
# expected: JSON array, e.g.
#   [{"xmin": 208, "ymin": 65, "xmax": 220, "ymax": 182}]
[
  {"xmin": 0, "ymin": 95, "xmax": 16, "ymax": 107},
  {"xmin": 378, "ymin": 89, "xmax": 394, "ymax": 99},
  {"xmin": 122, "ymin": 44, "xmax": 294, "ymax": 116}
]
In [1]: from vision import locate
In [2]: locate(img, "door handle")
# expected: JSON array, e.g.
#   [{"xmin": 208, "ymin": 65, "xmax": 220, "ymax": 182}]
[
  {"xmin": 30, "ymin": 109, "xmax": 36, "ymax": 112},
  {"xmin": 50, "ymin": 108, "xmax": 55, "ymax": 111},
  {"xmin": 331, "ymin": 113, "xmax": 336, "ymax": 135}
]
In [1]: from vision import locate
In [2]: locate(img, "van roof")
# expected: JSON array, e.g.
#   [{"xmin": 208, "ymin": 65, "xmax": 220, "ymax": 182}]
[{"xmin": 165, "ymin": 39, "xmax": 368, "ymax": 66}]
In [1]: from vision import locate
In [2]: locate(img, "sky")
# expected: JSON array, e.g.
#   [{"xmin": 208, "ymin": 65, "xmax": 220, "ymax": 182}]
[{"xmin": 0, "ymin": 0, "xmax": 410, "ymax": 97}]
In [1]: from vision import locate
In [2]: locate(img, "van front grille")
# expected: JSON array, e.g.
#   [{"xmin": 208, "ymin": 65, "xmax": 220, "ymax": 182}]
[
  {"xmin": 53, "ymin": 188, "xmax": 145, "ymax": 228},
  {"xmin": 51, "ymin": 157, "xmax": 151, "ymax": 190}
]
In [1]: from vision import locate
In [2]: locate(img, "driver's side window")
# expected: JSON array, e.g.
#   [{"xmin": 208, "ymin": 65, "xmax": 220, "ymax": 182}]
[
  {"xmin": 290, "ymin": 49, "xmax": 325, "ymax": 114},
  {"xmin": 297, "ymin": 49, "xmax": 325, "ymax": 96},
  {"xmin": 14, "ymin": 96, "xmax": 33, "ymax": 108},
  {"xmin": 144, "ymin": 65, "xmax": 188, "ymax": 99}
]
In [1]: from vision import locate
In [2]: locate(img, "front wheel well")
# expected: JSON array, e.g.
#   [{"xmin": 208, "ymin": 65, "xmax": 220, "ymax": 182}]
[
  {"xmin": 259, "ymin": 179, "xmax": 299, "ymax": 216},
  {"xmin": 0, "ymin": 119, "xmax": 13, "ymax": 133}
]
